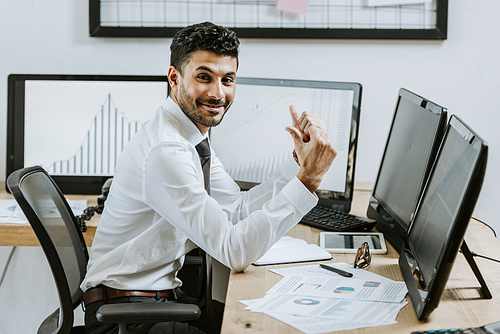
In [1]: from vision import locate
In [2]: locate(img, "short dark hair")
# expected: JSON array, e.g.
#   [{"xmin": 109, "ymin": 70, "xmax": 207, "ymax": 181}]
[{"xmin": 168, "ymin": 22, "xmax": 240, "ymax": 95}]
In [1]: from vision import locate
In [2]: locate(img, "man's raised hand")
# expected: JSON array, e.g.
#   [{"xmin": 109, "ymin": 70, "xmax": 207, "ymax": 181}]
[{"xmin": 285, "ymin": 105, "xmax": 337, "ymax": 193}]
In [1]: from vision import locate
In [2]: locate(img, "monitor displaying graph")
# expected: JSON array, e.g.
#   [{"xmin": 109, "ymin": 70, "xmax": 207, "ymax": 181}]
[
  {"xmin": 210, "ymin": 77, "xmax": 362, "ymax": 209},
  {"xmin": 7, "ymin": 74, "xmax": 168, "ymax": 194}
]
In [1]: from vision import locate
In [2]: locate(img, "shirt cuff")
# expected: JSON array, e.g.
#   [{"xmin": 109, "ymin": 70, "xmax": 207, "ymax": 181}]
[
  {"xmin": 282, "ymin": 176, "xmax": 318, "ymax": 216},
  {"xmin": 278, "ymin": 156, "xmax": 300, "ymax": 182}
]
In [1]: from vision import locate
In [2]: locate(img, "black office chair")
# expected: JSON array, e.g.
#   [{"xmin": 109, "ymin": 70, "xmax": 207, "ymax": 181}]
[{"xmin": 7, "ymin": 166, "xmax": 200, "ymax": 334}]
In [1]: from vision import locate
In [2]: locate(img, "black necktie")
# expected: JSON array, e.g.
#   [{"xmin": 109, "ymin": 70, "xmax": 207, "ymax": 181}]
[{"xmin": 195, "ymin": 138, "xmax": 213, "ymax": 320}]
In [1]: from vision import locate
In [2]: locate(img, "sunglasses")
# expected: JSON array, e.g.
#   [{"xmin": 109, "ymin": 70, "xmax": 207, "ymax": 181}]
[{"xmin": 354, "ymin": 242, "xmax": 372, "ymax": 269}]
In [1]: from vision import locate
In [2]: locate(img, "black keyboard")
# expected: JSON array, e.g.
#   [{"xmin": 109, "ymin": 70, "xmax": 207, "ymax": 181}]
[
  {"xmin": 412, "ymin": 327, "xmax": 488, "ymax": 334},
  {"xmin": 300, "ymin": 206, "xmax": 376, "ymax": 232},
  {"xmin": 411, "ymin": 321, "xmax": 500, "ymax": 334}
]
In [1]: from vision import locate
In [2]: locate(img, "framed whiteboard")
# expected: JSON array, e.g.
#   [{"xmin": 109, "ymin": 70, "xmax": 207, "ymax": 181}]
[{"xmin": 89, "ymin": 0, "xmax": 448, "ymax": 40}]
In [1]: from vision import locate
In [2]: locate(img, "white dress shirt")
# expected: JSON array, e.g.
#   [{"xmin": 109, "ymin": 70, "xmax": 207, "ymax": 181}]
[{"xmin": 81, "ymin": 97, "xmax": 318, "ymax": 292}]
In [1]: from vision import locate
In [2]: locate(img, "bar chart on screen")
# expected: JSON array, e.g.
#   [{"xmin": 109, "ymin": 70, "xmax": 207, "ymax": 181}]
[
  {"xmin": 47, "ymin": 94, "xmax": 142, "ymax": 176},
  {"xmin": 22, "ymin": 79, "xmax": 167, "ymax": 177}
]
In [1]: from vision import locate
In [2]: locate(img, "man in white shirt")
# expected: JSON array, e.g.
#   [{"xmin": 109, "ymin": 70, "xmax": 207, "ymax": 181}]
[{"xmin": 82, "ymin": 21, "xmax": 336, "ymax": 334}]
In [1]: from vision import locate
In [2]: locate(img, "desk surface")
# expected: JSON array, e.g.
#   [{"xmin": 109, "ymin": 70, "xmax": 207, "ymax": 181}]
[
  {"xmin": 221, "ymin": 184, "xmax": 500, "ymax": 334},
  {"xmin": 0, "ymin": 184, "xmax": 100, "ymax": 247}
]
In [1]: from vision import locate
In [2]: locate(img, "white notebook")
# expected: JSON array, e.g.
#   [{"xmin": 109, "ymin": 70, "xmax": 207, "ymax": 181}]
[{"xmin": 253, "ymin": 236, "xmax": 331, "ymax": 266}]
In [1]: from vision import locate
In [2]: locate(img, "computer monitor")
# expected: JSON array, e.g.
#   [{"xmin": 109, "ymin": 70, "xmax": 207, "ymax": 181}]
[
  {"xmin": 399, "ymin": 115, "xmax": 488, "ymax": 320},
  {"xmin": 210, "ymin": 77, "xmax": 362, "ymax": 213},
  {"xmin": 366, "ymin": 88, "xmax": 447, "ymax": 252},
  {"xmin": 7, "ymin": 74, "xmax": 168, "ymax": 194}
]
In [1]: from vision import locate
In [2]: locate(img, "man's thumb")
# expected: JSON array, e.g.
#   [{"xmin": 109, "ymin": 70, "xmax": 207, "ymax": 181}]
[{"xmin": 286, "ymin": 126, "xmax": 302, "ymax": 143}]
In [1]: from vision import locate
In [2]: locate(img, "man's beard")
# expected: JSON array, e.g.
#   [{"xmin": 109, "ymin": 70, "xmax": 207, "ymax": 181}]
[{"xmin": 178, "ymin": 86, "xmax": 232, "ymax": 128}]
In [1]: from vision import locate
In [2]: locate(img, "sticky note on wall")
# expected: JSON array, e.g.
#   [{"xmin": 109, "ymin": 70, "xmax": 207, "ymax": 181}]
[{"xmin": 276, "ymin": 0, "xmax": 310, "ymax": 15}]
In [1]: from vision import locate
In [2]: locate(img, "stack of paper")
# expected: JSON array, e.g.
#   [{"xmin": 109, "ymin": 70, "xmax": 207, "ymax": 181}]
[
  {"xmin": 241, "ymin": 262, "xmax": 408, "ymax": 334},
  {"xmin": 0, "ymin": 199, "xmax": 88, "ymax": 224}
]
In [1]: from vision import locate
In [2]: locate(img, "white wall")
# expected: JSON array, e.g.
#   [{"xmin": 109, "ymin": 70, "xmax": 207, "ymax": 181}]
[{"xmin": 1, "ymin": 1, "xmax": 499, "ymax": 333}]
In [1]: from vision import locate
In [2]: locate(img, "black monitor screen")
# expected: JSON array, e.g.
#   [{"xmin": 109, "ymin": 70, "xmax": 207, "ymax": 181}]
[
  {"xmin": 367, "ymin": 88, "xmax": 447, "ymax": 250},
  {"xmin": 400, "ymin": 115, "xmax": 488, "ymax": 320}
]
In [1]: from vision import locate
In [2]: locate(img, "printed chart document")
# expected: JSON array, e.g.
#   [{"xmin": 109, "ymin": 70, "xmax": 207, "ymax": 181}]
[
  {"xmin": 241, "ymin": 262, "xmax": 408, "ymax": 333},
  {"xmin": 270, "ymin": 262, "xmax": 392, "ymax": 282},
  {"xmin": 246, "ymin": 294, "xmax": 406, "ymax": 324},
  {"xmin": 253, "ymin": 236, "xmax": 331, "ymax": 266},
  {"xmin": 0, "ymin": 199, "xmax": 87, "ymax": 224},
  {"xmin": 267, "ymin": 275, "xmax": 407, "ymax": 303},
  {"xmin": 265, "ymin": 312, "xmax": 391, "ymax": 334}
]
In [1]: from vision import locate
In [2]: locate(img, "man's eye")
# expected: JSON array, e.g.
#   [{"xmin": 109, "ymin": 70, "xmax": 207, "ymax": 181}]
[
  {"xmin": 198, "ymin": 75, "xmax": 210, "ymax": 81},
  {"xmin": 223, "ymin": 77, "xmax": 234, "ymax": 84}
]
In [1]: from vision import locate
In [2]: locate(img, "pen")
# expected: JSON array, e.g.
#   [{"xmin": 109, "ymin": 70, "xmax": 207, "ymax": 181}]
[{"xmin": 320, "ymin": 264, "xmax": 353, "ymax": 278}]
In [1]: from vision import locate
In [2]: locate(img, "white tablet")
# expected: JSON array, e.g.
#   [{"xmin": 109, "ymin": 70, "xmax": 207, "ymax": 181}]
[{"xmin": 319, "ymin": 232, "xmax": 387, "ymax": 254}]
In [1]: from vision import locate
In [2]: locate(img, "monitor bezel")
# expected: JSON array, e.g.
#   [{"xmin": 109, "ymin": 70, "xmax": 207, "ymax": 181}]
[
  {"xmin": 214, "ymin": 77, "xmax": 362, "ymax": 213},
  {"xmin": 367, "ymin": 88, "xmax": 448, "ymax": 250},
  {"xmin": 399, "ymin": 115, "xmax": 488, "ymax": 320},
  {"xmin": 6, "ymin": 74, "xmax": 168, "ymax": 194}
]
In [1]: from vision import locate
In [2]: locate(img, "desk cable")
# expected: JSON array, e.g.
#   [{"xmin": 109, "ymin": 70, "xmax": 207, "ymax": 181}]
[
  {"xmin": 468, "ymin": 250, "xmax": 500, "ymax": 264},
  {"xmin": 471, "ymin": 216, "xmax": 497, "ymax": 238},
  {"xmin": 464, "ymin": 216, "xmax": 500, "ymax": 264}
]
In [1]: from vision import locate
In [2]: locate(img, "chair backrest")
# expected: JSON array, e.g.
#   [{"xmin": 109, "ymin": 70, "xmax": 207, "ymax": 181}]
[{"xmin": 7, "ymin": 166, "xmax": 89, "ymax": 334}]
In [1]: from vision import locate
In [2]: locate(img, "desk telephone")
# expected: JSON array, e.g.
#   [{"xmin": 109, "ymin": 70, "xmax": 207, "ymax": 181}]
[{"xmin": 76, "ymin": 178, "xmax": 113, "ymax": 232}]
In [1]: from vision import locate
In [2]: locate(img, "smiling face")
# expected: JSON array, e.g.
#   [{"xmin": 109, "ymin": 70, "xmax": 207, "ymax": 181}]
[{"xmin": 168, "ymin": 50, "xmax": 238, "ymax": 135}]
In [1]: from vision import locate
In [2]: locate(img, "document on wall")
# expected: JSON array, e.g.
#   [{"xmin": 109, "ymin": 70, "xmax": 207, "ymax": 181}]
[
  {"xmin": 267, "ymin": 274, "xmax": 407, "ymax": 303},
  {"xmin": 365, "ymin": 0, "xmax": 432, "ymax": 6}
]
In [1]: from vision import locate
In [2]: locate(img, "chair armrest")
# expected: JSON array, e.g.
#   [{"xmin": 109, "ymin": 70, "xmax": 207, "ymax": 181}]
[{"xmin": 96, "ymin": 302, "xmax": 201, "ymax": 323}]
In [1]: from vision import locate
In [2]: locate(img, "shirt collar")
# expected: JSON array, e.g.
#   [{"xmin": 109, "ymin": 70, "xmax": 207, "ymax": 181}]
[{"xmin": 163, "ymin": 97, "xmax": 207, "ymax": 146}]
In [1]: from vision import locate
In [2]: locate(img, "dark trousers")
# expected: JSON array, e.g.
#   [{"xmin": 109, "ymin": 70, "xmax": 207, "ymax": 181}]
[{"xmin": 84, "ymin": 290, "xmax": 224, "ymax": 334}]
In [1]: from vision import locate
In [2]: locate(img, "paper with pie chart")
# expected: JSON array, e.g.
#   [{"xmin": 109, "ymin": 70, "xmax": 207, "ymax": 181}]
[
  {"xmin": 240, "ymin": 262, "xmax": 409, "ymax": 332},
  {"xmin": 246, "ymin": 293, "xmax": 407, "ymax": 324},
  {"xmin": 266, "ymin": 274, "xmax": 407, "ymax": 303}
]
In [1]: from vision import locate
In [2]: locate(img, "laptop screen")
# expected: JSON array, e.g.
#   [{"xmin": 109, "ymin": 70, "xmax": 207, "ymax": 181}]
[
  {"xmin": 210, "ymin": 77, "xmax": 362, "ymax": 212},
  {"xmin": 399, "ymin": 115, "xmax": 488, "ymax": 320}
]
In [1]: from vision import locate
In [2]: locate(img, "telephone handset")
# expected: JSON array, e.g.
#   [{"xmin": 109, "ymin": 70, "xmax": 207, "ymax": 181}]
[
  {"xmin": 76, "ymin": 178, "xmax": 113, "ymax": 232},
  {"xmin": 98, "ymin": 177, "xmax": 113, "ymax": 207}
]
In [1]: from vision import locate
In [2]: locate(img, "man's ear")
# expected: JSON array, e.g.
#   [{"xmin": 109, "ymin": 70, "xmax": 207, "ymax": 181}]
[{"xmin": 167, "ymin": 66, "xmax": 179, "ymax": 89}]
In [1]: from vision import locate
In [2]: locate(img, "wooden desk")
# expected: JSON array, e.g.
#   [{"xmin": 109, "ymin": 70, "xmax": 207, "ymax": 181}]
[
  {"xmin": 3, "ymin": 182, "xmax": 500, "ymax": 332},
  {"xmin": 0, "ymin": 184, "xmax": 100, "ymax": 247},
  {"xmin": 221, "ymin": 184, "xmax": 500, "ymax": 333}
]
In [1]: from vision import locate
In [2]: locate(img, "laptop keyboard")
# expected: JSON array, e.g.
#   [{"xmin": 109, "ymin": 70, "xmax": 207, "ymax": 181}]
[{"xmin": 300, "ymin": 206, "xmax": 376, "ymax": 232}]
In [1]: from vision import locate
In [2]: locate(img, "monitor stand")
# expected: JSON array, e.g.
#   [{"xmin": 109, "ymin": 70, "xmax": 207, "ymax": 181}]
[
  {"xmin": 375, "ymin": 220, "xmax": 406, "ymax": 254},
  {"xmin": 460, "ymin": 240, "xmax": 492, "ymax": 299}
]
